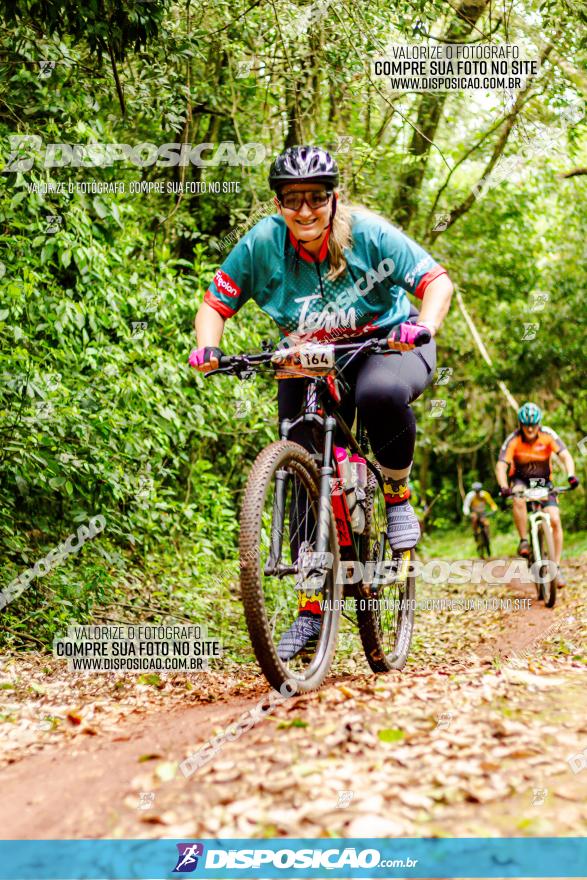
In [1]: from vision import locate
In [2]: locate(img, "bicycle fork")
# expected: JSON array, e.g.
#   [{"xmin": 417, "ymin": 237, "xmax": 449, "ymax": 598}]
[
  {"xmin": 297, "ymin": 414, "xmax": 338, "ymax": 590},
  {"xmin": 264, "ymin": 416, "xmax": 336, "ymax": 581},
  {"xmin": 265, "ymin": 469, "xmax": 289, "ymax": 576}
]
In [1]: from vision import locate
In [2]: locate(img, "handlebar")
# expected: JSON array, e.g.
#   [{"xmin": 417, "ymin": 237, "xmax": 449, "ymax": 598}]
[
  {"xmin": 507, "ymin": 486, "xmax": 571, "ymax": 502},
  {"xmin": 196, "ymin": 331, "xmax": 430, "ymax": 379}
]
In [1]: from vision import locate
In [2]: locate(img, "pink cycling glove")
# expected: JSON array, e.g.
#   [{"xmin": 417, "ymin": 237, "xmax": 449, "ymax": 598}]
[{"xmin": 188, "ymin": 346, "xmax": 224, "ymax": 370}]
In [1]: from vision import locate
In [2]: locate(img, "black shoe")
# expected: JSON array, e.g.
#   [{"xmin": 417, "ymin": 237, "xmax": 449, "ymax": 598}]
[{"xmin": 518, "ymin": 538, "xmax": 530, "ymax": 558}]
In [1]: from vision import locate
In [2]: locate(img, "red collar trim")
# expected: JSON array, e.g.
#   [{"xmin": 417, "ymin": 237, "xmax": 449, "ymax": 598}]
[{"xmin": 288, "ymin": 227, "xmax": 331, "ymax": 263}]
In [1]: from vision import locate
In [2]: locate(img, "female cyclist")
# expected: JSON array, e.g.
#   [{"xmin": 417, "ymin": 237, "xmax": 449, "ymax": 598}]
[{"xmin": 191, "ymin": 145, "xmax": 454, "ymax": 657}]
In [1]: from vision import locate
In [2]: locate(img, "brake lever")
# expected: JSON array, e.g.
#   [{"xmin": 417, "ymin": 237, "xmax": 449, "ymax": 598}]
[{"xmin": 203, "ymin": 366, "xmax": 234, "ymax": 378}]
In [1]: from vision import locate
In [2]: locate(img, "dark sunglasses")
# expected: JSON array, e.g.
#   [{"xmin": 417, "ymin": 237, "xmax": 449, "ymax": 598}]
[{"xmin": 278, "ymin": 189, "xmax": 332, "ymax": 211}]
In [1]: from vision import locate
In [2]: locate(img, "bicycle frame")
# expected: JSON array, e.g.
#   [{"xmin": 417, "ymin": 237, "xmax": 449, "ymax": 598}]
[
  {"xmin": 277, "ymin": 374, "xmax": 385, "ymax": 567},
  {"xmin": 202, "ymin": 336, "xmax": 417, "ymax": 584},
  {"xmin": 511, "ymin": 485, "xmax": 571, "ymax": 562}
]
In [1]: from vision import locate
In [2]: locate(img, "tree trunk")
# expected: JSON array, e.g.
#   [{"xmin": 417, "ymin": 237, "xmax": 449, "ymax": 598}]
[
  {"xmin": 392, "ymin": 0, "xmax": 490, "ymax": 228},
  {"xmin": 285, "ymin": 79, "xmax": 303, "ymax": 148}
]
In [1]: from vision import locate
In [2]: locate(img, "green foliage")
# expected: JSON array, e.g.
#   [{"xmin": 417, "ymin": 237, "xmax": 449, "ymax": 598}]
[{"xmin": 0, "ymin": 0, "xmax": 171, "ymax": 61}]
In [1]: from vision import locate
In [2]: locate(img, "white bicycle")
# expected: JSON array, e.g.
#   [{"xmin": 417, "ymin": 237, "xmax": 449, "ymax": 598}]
[{"xmin": 511, "ymin": 485, "xmax": 570, "ymax": 608}]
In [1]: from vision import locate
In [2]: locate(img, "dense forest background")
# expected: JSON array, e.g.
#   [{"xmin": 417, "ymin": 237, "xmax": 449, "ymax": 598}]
[{"xmin": 0, "ymin": 0, "xmax": 585, "ymax": 650}]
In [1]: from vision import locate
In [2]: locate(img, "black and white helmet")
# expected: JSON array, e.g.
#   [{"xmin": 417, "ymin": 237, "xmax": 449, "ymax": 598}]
[{"xmin": 269, "ymin": 145, "xmax": 339, "ymax": 191}]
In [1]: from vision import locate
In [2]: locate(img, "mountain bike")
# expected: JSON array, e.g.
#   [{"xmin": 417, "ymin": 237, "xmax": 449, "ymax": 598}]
[
  {"xmin": 203, "ymin": 336, "xmax": 427, "ymax": 692},
  {"xmin": 471, "ymin": 512, "xmax": 494, "ymax": 558},
  {"xmin": 510, "ymin": 486, "xmax": 570, "ymax": 608}
]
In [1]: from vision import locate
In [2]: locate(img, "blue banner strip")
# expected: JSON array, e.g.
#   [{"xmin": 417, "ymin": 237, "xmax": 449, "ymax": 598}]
[{"xmin": 0, "ymin": 837, "xmax": 586, "ymax": 878}]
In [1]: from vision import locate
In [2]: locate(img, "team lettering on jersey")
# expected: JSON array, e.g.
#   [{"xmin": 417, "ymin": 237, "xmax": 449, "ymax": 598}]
[{"xmin": 295, "ymin": 294, "xmax": 358, "ymax": 335}]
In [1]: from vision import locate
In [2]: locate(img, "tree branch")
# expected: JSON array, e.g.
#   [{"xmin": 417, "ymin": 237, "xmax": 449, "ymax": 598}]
[
  {"xmin": 209, "ymin": 0, "xmax": 264, "ymax": 34},
  {"xmin": 509, "ymin": 11, "xmax": 587, "ymax": 97},
  {"xmin": 391, "ymin": 0, "xmax": 491, "ymax": 227},
  {"xmin": 424, "ymin": 90, "xmax": 539, "ymax": 238},
  {"xmin": 429, "ymin": 41, "xmax": 555, "ymax": 241},
  {"xmin": 107, "ymin": 40, "xmax": 125, "ymax": 117},
  {"xmin": 559, "ymin": 167, "xmax": 587, "ymax": 178},
  {"xmin": 332, "ymin": 3, "xmax": 452, "ymax": 171}
]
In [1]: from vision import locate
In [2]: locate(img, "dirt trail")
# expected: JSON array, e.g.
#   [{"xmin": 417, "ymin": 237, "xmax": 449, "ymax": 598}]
[{"xmin": 0, "ymin": 556, "xmax": 585, "ymax": 840}]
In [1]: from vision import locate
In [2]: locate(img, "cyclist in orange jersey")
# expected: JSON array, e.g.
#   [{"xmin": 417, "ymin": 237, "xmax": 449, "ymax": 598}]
[{"xmin": 496, "ymin": 402, "xmax": 579, "ymax": 587}]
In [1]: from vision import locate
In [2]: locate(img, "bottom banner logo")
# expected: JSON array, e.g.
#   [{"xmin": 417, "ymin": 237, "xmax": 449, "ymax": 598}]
[{"xmin": 173, "ymin": 843, "xmax": 205, "ymax": 873}]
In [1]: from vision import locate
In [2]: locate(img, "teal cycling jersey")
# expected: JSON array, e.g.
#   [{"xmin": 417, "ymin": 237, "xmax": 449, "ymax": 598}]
[{"xmin": 204, "ymin": 210, "xmax": 447, "ymax": 342}]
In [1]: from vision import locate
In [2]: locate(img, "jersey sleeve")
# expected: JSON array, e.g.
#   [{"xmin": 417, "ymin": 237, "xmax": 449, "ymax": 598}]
[
  {"xmin": 377, "ymin": 221, "xmax": 448, "ymax": 300},
  {"xmin": 483, "ymin": 491, "xmax": 498, "ymax": 511},
  {"xmin": 543, "ymin": 427, "xmax": 566, "ymax": 455},
  {"xmin": 463, "ymin": 491, "xmax": 474, "ymax": 515},
  {"xmin": 204, "ymin": 235, "xmax": 253, "ymax": 319},
  {"xmin": 498, "ymin": 432, "xmax": 517, "ymax": 464}
]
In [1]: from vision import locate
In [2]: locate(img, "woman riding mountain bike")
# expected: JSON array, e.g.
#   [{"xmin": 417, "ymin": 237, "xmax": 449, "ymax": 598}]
[{"xmin": 191, "ymin": 145, "xmax": 454, "ymax": 658}]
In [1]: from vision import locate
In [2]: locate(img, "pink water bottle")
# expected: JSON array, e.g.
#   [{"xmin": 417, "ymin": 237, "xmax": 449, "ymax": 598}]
[
  {"xmin": 334, "ymin": 447, "xmax": 367, "ymax": 533},
  {"xmin": 334, "ymin": 446, "xmax": 352, "ymax": 487}
]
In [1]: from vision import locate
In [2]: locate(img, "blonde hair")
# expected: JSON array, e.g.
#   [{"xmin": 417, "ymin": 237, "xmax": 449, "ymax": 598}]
[
  {"xmin": 327, "ymin": 198, "xmax": 384, "ymax": 281},
  {"xmin": 327, "ymin": 197, "xmax": 353, "ymax": 281}
]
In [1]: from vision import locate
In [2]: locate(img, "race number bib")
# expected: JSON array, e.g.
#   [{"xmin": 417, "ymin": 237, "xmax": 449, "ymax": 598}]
[{"xmin": 299, "ymin": 344, "xmax": 335, "ymax": 370}]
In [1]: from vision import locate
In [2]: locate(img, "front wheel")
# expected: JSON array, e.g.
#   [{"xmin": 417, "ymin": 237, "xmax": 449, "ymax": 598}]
[
  {"xmin": 481, "ymin": 522, "xmax": 491, "ymax": 558},
  {"xmin": 536, "ymin": 521, "xmax": 557, "ymax": 607},
  {"xmin": 356, "ymin": 469, "xmax": 416, "ymax": 672},
  {"xmin": 239, "ymin": 440, "xmax": 342, "ymax": 693}
]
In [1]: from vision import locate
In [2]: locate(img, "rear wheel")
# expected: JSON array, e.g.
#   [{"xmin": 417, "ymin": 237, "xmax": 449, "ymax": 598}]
[
  {"xmin": 356, "ymin": 469, "xmax": 416, "ymax": 672},
  {"xmin": 537, "ymin": 520, "xmax": 557, "ymax": 607},
  {"xmin": 239, "ymin": 440, "xmax": 342, "ymax": 693}
]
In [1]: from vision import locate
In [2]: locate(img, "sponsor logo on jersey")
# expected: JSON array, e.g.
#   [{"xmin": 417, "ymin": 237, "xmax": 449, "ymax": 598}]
[{"xmin": 213, "ymin": 269, "xmax": 241, "ymax": 298}]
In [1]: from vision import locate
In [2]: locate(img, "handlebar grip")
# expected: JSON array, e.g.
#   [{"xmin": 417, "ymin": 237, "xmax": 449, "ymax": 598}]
[
  {"xmin": 414, "ymin": 328, "xmax": 431, "ymax": 347},
  {"xmin": 377, "ymin": 327, "xmax": 432, "ymax": 351},
  {"xmin": 377, "ymin": 330, "xmax": 432, "ymax": 352}
]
